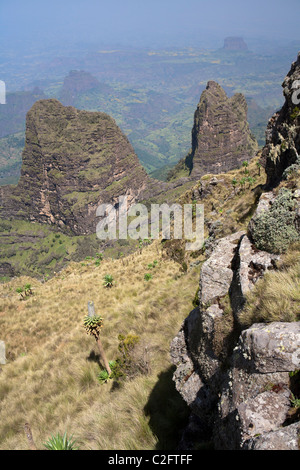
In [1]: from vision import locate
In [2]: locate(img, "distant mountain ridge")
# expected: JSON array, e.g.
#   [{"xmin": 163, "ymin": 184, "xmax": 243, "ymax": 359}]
[{"xmin": 0, "ymin": 87, "xmax": 45, "ymax": 138}]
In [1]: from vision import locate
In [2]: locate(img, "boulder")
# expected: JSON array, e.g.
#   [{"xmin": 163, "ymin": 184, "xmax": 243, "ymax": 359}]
[
  {"xmin": 199, "ymin": 231, "xmax": 245, "ymax": 305},
  {"xmin": 214, "ymin": 322, "xmax": 300, "ymax": 449},
  {"xmin": 243, "ymin": 423, "xmax": 300, "ymax": 450}
]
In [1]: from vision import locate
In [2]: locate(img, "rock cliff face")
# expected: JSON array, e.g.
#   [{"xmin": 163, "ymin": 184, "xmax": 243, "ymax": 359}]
[
  {"xmin": 189, "ymin": 81, "xmax": 257, "ymax": 178},
  {"xmin": 170, "ymin": 55, "xmax": 300, "ymax": 450},
  {"xmin": 0, "ymin": 99, "xmax": 149, "ymax": 235},
  {"xmin": 263, "ymin": 52, "xmax": 300, "ymax": 187},
  {"xmin": 171, "ymin": 224, "xmax": 300, "ymax": 450},
  {"xmin": 0, "ymin": 81, "xmax": 258, "ymax": 237}
]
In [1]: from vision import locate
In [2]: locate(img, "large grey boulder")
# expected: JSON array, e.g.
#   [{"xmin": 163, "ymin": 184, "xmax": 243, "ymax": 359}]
[
  {"xmin": 230, "ymin": 233, "xmax": 280, "ymax": 317},
  {"xmin": 248, "ymin": 187, "xmax": 300, "ymax": 255},
  {"xmin": 170, "ymin": 309, "xmax": 202, "ymax": 409},
  {"xmin": 234, "ymin": 322, "xmax": 300, "ymax": 374},
  {"xmin": 243, "ymin": 423, "xmax": 300, "ymax": 450},
  {"xmin": 199, "ymin": 231, "xmax": 244, "ymax": 305},
  {"xmin": 189, "ymin": 232, "xmax": 245, "ymax": 382},
  {"xmin": 214, "ymin": 322, "xmax": 300, "ymax": 449}
]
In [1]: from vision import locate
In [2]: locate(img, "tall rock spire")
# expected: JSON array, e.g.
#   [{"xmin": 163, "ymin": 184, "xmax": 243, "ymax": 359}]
[{"xmin": 189, "ymin": 81, "xmax": 257, "ymax": 178}]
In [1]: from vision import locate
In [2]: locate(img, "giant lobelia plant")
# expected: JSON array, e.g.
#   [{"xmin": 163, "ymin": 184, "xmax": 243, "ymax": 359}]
[{"xmin": 83, "ymin": 301, "xmax": 111, "ymax": 376}]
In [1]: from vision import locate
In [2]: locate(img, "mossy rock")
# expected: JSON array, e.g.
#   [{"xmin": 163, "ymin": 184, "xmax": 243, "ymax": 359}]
[{"xmin": 250, "ymin": 188, "xmax": 300, "ymax": 254}]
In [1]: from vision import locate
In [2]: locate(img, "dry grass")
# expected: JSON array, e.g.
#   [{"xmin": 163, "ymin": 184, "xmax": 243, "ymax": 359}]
[
  {"xmin": 178, "ymin": 154, "xmax": 265, "ymax": 240},
  {"xmin": 240, "ymin": 243, "xmax": 300, "ymax": 327},
  {"xmin": 0, "ymin": 241, "xmax": 199, "ymax": 450},
  {"xmin": 1, "ymin": 154, "xmax": 294, "ymax": 450}
]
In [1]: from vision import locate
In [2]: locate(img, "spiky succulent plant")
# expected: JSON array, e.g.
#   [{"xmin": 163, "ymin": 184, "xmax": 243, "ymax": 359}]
[
  {"xmin": 43, "ymin": 432, "xmax": 78, "ymax": 450},
  {"xmin": 103, "ymin": 274, "xmax": 114, "ymax": 288},
  {"xmin": 97, "ymin": 369, "xmax": 110, "ymax": 384}
]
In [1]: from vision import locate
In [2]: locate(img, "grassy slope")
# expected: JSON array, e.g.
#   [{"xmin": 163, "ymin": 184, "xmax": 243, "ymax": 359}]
[
  {"xmin": 0, "ymin": 154, "xmax": 263, "ymax": 281},
  {"xmin": 0, "ymin": 155, "xmax": 299, "ymax": 450},
  {"xmin": 0, "ymin": 241, "xmax": 199, "ymax": 450},
  {"xmin": 0, "ymin": 155, "xmax": 264, "ymax": 450},
  {"xmin": 178, "ymin": 153, "xmax": 266, "ymax": 240}
]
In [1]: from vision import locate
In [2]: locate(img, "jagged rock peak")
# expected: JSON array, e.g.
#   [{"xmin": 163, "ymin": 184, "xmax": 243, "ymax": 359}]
[
  {"xmin": 0, "ymin": 99, "xmax": 149, "ymax": 235},
  {"xmin": 189, "ymin": 81, "xmax": 258, "ymax": 177}
]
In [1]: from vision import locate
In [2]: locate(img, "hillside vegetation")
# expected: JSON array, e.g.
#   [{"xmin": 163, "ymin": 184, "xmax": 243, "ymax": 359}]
[
  {"xmin": 0, "ymin": 241, "xmax": 200, "ymax": 450},
  {"xmin": 0, "ymin": 153, "xmax": 299, "ymax": 450}
]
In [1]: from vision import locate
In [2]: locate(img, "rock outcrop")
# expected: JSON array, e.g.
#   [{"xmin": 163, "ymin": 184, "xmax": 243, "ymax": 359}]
[
  {"xmin": 189, "ymin": 81, "xmax": 257, "ymax": 178},
  {"xmin": 171, "ymin": 227, "xmax": 300, "ymax": 449},
  {"xmin": 263, "ymin": 52, "xmax": 300, "ymax": 187},
  {"xmin": 248, "ymin": 187, "xmax": 300, "ymax": 254},
  {"xmin": 0, "ymin": 99, "xmax": 149, "ymax": 235},
  {"xmin": 215, "ymin": 322, "xmax": 300, "ymax": 450},
  {"xmin": 170, "ymin": 54, "xmax": 300, "ymax": 450}
]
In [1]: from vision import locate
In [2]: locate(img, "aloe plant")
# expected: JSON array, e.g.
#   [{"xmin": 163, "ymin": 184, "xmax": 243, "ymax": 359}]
[
  {"xmin": 242, "ymin": 160, "xmax": 249, "ymax": 173},
  {"xmin": 290, "ymin": 392, "xmax": 300, "ymax": 409},
  {"xmin": 256, "ymin": 161, "xmax": 262, "ymax": 176},
  {"xmin": 103, "ymin": 274, "xmax": 114, "ymax": 288},
  {"xmin": 97, "ymin": 369, "xmax": 110, "ymax": 384},
  {"xmin": 16, "ymin": 284, "xmax": 34, "ymax": 300},
  {"xmin": 16, "ymin": 287, "xmax": 25, "ymax": 299},
  {"xmin": 231, "ymin": 177, "xmax": 238, "ymax": 194},
  {"xmin": 24, "ymin": 283, "xmax": 33, "ymax": 296},
  {"xmin": 43, "ymin": 432, "xmax": 78, "ymax": 450},
  {"xmin": 97, "ymin": 361, "xmax": 121, "ymax": 384}
]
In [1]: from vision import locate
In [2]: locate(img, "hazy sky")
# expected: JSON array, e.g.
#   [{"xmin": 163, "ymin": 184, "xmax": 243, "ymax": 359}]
[{"xmin": 1, "ymin": 0, "xmax": 300, "ymax": 49}]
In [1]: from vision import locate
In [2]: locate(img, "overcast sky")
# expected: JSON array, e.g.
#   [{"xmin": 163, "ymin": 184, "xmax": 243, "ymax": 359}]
[{"xmin": 1, "ymin": 0, "xmax": 300, "ymax": 49}]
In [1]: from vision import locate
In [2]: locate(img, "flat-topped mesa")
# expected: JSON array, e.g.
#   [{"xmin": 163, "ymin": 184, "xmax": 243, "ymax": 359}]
[
  {"xmin": 0, "ymin": 99, "xmax": 149, "ymax": 235},
  {"xmin": 263, "ymin": 52, "xmax": 300, "ymax": 187},
  {"xmin": 223, "ymin": 37, "xmax": 248, "ymax": 51},
  {"xmin": 189, "ymin": 81, "xmax": 258, "ymax": 178},
  {"xmin": 59, "ymin": 70, "xmax": 101, "ymax": 106}
]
